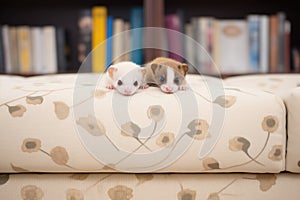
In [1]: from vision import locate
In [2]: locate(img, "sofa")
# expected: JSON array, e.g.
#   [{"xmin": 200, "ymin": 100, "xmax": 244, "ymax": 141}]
[{"xmin": 0, "ymin": 72, "xmax": 300, "ymax": 199}]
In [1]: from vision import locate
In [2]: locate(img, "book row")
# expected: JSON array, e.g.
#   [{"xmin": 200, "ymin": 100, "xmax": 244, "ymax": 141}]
[
  {"xmin": 0, "ymin": 25, "xmax": 68, "ymax": 74},
  {"xmin": 79, "ymin": 6, "xmax": 292, "ymax": 74},
  {"xmin": 0, "ymin": 6, "xmax": 292, "ymax": 75},
  {"xmin": 184, "ymin": 12, "xmax": 291, "ymax": 74},
  {"xmin": 77, "ymin": 6, "xmax": 144, "ymax": 73}
]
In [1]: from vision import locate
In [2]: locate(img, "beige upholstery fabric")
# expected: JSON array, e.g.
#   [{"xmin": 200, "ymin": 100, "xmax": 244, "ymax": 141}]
[
  {"xmin": 225, "ymin": 74, "xmax": 300, "ymax": 172},
  {"xmin": 0, "ymin": 173, "xmax": 299, "ymax": 199},
  {"xmin": 225, "ymin": 74, "xmax": 300, "ymax": 97},
  {"xmin": 0, "ymin": 74, "xmax": 286, "ymax": 173},
  {"xmin": 284, "ymin": 88, "xmax": 300, "ymax": 172}
]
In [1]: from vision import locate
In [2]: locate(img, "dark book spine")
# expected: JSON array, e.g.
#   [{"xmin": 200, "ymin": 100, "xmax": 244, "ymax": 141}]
[
  {"xmin": 130, "ymin": 7, "xmax": 144, "ymax": 65},
  {"xmin": 277, "ymin": 12, "xmax": 286, "ymax": 72},
  {"xmin": 165, "ymin": 14, "xmax": 183, "ymax": 62},
  {"xmin": 77, "ymin": 9, "xmax": 92, "ymax": 72},
  {"xmin": 56, "ymin": 27, "xmax": 68, "ymax": 72},
  {"xmin": 0, "ymin": 26, "xmax": 5, "ymax": 72},
  {"xmin": 143, "ymin": 0, "xmax": 164, "ymax": 62},
  {"xmin": 284, "ymin": 21, "xmax": 291, "ymax": 72},
  {"xmin": 269, "ymin": 15, "xmax": 279, "ymax": 73},
  {"xmin": 292, "ymin": 48, "xmax": 300, "ymax": 72}
]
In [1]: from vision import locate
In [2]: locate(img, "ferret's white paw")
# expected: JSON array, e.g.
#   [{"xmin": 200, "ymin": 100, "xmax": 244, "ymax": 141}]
[
  {"xmin": 106, "ymin": 85, "xmax": 115, "ymax": 89},
  {"xmin": 140, "ymin": 84, "xmax": 149, "ymax": 89},
  {"xmin": 179, "ymin": 85, "xmax": 189, "ymax": 91}
]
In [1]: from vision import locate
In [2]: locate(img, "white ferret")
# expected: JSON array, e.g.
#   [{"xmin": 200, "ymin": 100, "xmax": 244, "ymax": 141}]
[{"xmin": 105, "ymin": 61, "xmax": 146, "ymax": 96}]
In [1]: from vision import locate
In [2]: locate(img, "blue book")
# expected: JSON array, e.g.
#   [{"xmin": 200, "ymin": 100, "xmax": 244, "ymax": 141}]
[
  {"xmin": 130, "ymin": 6, "xmax": 144, "ymax": 65},
  {"xmin": 248, "ymin": 15, "xmax": 260, "ymax": 72},
  {"xmin": 106, "ymin": 15, "xmax": 113, "ymax": 70}
]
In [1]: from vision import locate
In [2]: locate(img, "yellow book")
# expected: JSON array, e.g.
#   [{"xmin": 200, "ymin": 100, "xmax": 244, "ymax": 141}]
[
  {"xmin": 17, "ymin": 26, "xmax": 31, "ymax": 74},
  {"xmin": 92, "ymin": 6, "xmax": 107, "ymax": 73}
]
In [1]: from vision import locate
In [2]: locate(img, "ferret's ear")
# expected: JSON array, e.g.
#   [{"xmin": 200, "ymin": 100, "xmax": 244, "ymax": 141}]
[
  {"xmin": 150, "ymin": 63, "xmax": 160, "ymax": 74},
  {"xmin": 139, "ymin": 68, "xmax": 146, "ymax": 76},
  {"xmin": 108, "ymin": 67, "xmax": 118, "ymax": 79},
  {"xmin": 181, "ymin": 64, "xmax": 189, "ymax": 76}
]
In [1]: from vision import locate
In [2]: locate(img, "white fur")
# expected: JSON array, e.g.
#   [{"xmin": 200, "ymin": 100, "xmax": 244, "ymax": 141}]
[
  {"xmin": 160, "ymin": 67, "xmax": 179, "ymax": 93},
  {"xmin": 106, "ymin": 61, "xmax": 145, "ymax": 96}
]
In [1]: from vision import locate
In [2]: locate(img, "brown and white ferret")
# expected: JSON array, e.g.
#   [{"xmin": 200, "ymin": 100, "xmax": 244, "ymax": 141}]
[{"xmin": 144, "ymin": 57, "xmax": 189, "ymax": 93}]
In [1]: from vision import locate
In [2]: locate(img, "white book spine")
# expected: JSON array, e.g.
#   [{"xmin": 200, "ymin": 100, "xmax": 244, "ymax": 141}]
[
  {"xmin": 42, "ymin": 26, "xmax": 57, "ymax": 73},
  {"xmin": 2, "ymin": 25, "xmax": 12, "ymax": 73},
  {"xmin": 112, "ymin": 18, "xmax": 124, "ymax": 64},
  {"xmin": 184, "ymin": 23, "xmax": 196, "ymax": 73},
  {"xmin": 123, "ymin": 22, "xmax": 131, "ymax": 61},
  {"xmin": 219, "ymin": 20, "xmax": 249, "ymax": 73},
  {"xmin": 259, "ymin": 15, "xmax": 269, "ymax": 73},
  {"xmin": 206, "ymin": 17, "xmax": 215, "ymax": 74},
  {"xmin": 191, "ymin": 17, "xmax": 199, "ymax": 71},
  {"xmin": 199, "ymin": 17, "xmax": 208, "ymax": 73},
  {"xmin": 213, "ymin": 19, "xmax": 220, "ymax": 73},
  {"xmin": 31, "ymin": 27, "xmax": 44, "ymax": 74}
]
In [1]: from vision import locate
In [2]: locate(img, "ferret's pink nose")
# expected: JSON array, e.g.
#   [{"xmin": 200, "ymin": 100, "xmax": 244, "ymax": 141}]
[
  {"xmin": 165, "ymin": 87, "xmax": 173, "ymax": 93},
  {"xmin": 124, "ymin": 89, "xmax": 132, "ymax": 94}
]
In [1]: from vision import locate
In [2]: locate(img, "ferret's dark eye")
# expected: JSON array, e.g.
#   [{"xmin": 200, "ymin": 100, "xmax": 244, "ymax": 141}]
[
  {"xmin": 133, "ymin": 81, "xmax": 138, "ymax": 87},
  {"xmin": 160, "ymin": 76, "xmax": 165, "ymax": 83},
  {"xmin": 117, "ymin": 80, "xmax": 123, "ymax": 86},
  {"xmin": 174, "ymin": 77, "xmax": 180, "ymax": 85}
]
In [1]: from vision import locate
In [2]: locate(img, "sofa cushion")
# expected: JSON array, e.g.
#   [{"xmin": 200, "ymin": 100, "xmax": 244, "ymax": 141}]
[
  {"xmin": 0, "ymin": 74, "xmax": 286, "ymax": 173},
  {"xmin": 225, "ymin": 74, "xmax": 300, "ymax": 172},
  {"xmin": 0, "ymin": 172, "xmax": 299, "ymax": 199},
  {"xmin": 284, "ymin": 88, "xmax": 300, "ymax": 172},
  {"xmin": 225, "ymin": 74, "xmax": 300, "ymax": 97}
]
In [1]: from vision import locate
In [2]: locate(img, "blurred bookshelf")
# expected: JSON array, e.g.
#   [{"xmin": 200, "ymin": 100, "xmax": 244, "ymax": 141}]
[{"xmin": 0, "ymin": 0, "xmax": 299, "ymax": 76}]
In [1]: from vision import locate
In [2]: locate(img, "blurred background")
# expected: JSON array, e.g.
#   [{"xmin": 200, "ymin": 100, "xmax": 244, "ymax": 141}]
[{"xmin": 0, "ymin": 0, "xmax": 299, "ymax": 75}]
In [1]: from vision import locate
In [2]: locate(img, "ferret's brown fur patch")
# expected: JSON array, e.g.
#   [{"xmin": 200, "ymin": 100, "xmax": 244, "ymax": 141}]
[{"xmin": 148, "ymin": 57, "xmax": 189, "ymax": 76}]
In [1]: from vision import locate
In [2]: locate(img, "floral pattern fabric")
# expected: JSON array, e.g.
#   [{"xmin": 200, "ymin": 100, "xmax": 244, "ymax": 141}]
[
  {"xmin": 225, "ymin": 74, "xmax": 300, "ymax": 172},
  {"xmin": 0, "ymin": 173, "xmax": 300, "ymax": 199},
  {"xmin": 0, "ymin": 74, "xmax": 286, "ymax": 173}
]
